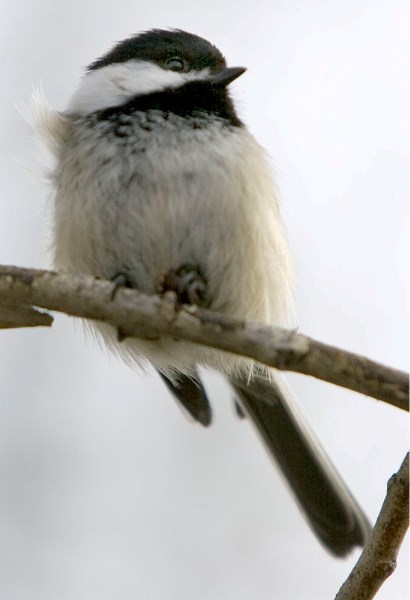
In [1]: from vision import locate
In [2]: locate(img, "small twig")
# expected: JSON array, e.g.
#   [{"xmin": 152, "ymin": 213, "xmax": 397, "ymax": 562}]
[
  {"xmin": 335, "ymin": 453, "xmax": 409, "ymax": 600},
  {"xmin": 0, "ymin": 265, "xmax": 408, "ymax": 411},
  {"xmin": 0, "ymin": 303, "xmax": 53, "ymax": 329}
]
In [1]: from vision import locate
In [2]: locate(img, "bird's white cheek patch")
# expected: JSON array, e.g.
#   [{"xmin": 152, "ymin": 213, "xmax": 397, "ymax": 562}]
[{"xmin": 67, "ymin": 60, "xmax": 210, "ymax": 116}]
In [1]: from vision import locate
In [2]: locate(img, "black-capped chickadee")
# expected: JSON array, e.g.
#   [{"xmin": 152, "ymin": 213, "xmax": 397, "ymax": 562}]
[{"xmin": 30, "ymin": 29, "xmax": 370, "ymax": 555}]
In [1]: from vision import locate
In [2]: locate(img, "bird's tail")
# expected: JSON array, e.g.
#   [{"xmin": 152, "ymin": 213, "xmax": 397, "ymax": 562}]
[{"xmin": 230, "ymin": 372, "xmax": 371, "ymax": 556}]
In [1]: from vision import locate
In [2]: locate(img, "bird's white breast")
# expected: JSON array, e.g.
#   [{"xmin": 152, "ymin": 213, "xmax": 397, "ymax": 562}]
[{"xmin": 36, "ymin": 99, "xmax": 293, "ymax": 376}]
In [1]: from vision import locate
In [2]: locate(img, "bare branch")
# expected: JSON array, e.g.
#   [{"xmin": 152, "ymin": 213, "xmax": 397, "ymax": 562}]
[
  {"xmin": 0, "ymin": 265, "xmax": 408, "ymax": 411},
  {"xmin": 0, "ymin": 264, "xmax": 408, "ymax": 598},
  {"xmin": 335, "ymin": 453, "xmax": 409, "ymax": 600}
]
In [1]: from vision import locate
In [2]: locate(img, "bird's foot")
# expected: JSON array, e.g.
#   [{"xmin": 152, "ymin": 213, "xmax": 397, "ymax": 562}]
[
  {"xmin": 110, "ymin": 272, "xmax": 133, "ymax": 300},
  {"xmin": 158, "ymin": 264, "xmax": 209, "ymax": 307}
]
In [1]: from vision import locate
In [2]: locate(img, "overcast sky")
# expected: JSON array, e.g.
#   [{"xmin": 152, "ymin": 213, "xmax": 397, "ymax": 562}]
[{"xmin": 0, "ymin": 1, "xmax": 408, "ymax": 599}]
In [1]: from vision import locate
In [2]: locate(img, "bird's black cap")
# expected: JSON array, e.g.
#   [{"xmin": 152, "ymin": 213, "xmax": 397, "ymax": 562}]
[{"xmin": 88, "ymin": 29, "xmax": 227, "ymax": 73}]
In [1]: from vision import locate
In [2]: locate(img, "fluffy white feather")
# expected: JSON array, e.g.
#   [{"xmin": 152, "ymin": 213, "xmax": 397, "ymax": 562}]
[{"xmin": 20, "ymin": 85, "xmax": 70, "ymax": 157}]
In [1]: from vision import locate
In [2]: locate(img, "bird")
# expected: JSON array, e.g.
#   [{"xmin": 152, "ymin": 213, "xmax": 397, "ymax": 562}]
[{"xmin": 30, "ymin": 28, "xmax": 371, "ymax": 555}]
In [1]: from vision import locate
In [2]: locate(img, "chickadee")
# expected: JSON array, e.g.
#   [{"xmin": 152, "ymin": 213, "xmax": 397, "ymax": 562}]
[{"xmin": 31, "ymin": 29, "xmax": 370, "ymax": 555}]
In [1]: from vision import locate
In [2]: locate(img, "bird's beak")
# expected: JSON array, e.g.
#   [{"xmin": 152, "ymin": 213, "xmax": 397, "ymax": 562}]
[{"xmin": 208, "ymin": 66, "xmax": 247, "ymax": 87}]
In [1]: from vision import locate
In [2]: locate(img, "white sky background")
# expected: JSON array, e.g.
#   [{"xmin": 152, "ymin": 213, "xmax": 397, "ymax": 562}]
[{"xmin": 0, "ymin": 1, "xmax": 408, "ymax": 599}]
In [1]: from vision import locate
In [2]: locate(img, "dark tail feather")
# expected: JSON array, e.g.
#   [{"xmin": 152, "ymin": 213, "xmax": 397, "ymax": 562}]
[
  {"xmin": 231, "ymin": 373, "xmax": 371, "ymax": 556},
  {"xmin": 158, "ymin": 370, "xmax": 212, "ymax": 427}
]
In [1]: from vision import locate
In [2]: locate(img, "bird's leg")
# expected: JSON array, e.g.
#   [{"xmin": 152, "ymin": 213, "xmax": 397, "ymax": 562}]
[
  {"xmin": 109, "ymin": 272, "xmax": 133, "ymax": 341},
  {"xmin": 158, "ymin": 263, "xmax": 209, "ymax": 307}
]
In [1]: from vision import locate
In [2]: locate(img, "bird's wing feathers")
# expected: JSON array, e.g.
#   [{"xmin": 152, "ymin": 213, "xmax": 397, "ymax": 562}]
[{"xmin": 158, "ymin": 369, "xmax": 212, "ymax": 427}]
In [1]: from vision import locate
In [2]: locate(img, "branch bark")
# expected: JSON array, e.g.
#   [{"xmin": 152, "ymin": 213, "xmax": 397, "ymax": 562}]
[
  {"xmin": 0, "ymin": 264, "xmax": 408, "ymax": 411},
  {"xmin": 335, "ymin": 453, "xmax": 409, "ymax": 600}
]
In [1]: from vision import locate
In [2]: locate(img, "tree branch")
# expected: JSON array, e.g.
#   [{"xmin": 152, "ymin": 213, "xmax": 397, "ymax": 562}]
[
  {"xmin": 335, "ymin": 453, "xmax": 409, "ymax": 600},
  {"xmin": 1, "ymin": 264, "xmax": 408, "ymax": 598},
  {"xmin": 0, "ymin": 265, "xmax": 408, "ymax": 411}
]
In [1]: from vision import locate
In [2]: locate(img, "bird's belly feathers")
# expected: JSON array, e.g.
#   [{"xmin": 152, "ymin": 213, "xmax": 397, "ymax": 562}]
[{"xmin": 53, "ymin": 118, "xmax": 293, "ymax": 374}]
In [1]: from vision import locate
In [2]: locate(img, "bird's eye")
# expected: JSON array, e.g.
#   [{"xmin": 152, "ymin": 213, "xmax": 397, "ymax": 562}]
[{"xmin": 165, "ymin": 57, "xmax": 185, "ymax": 72}]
